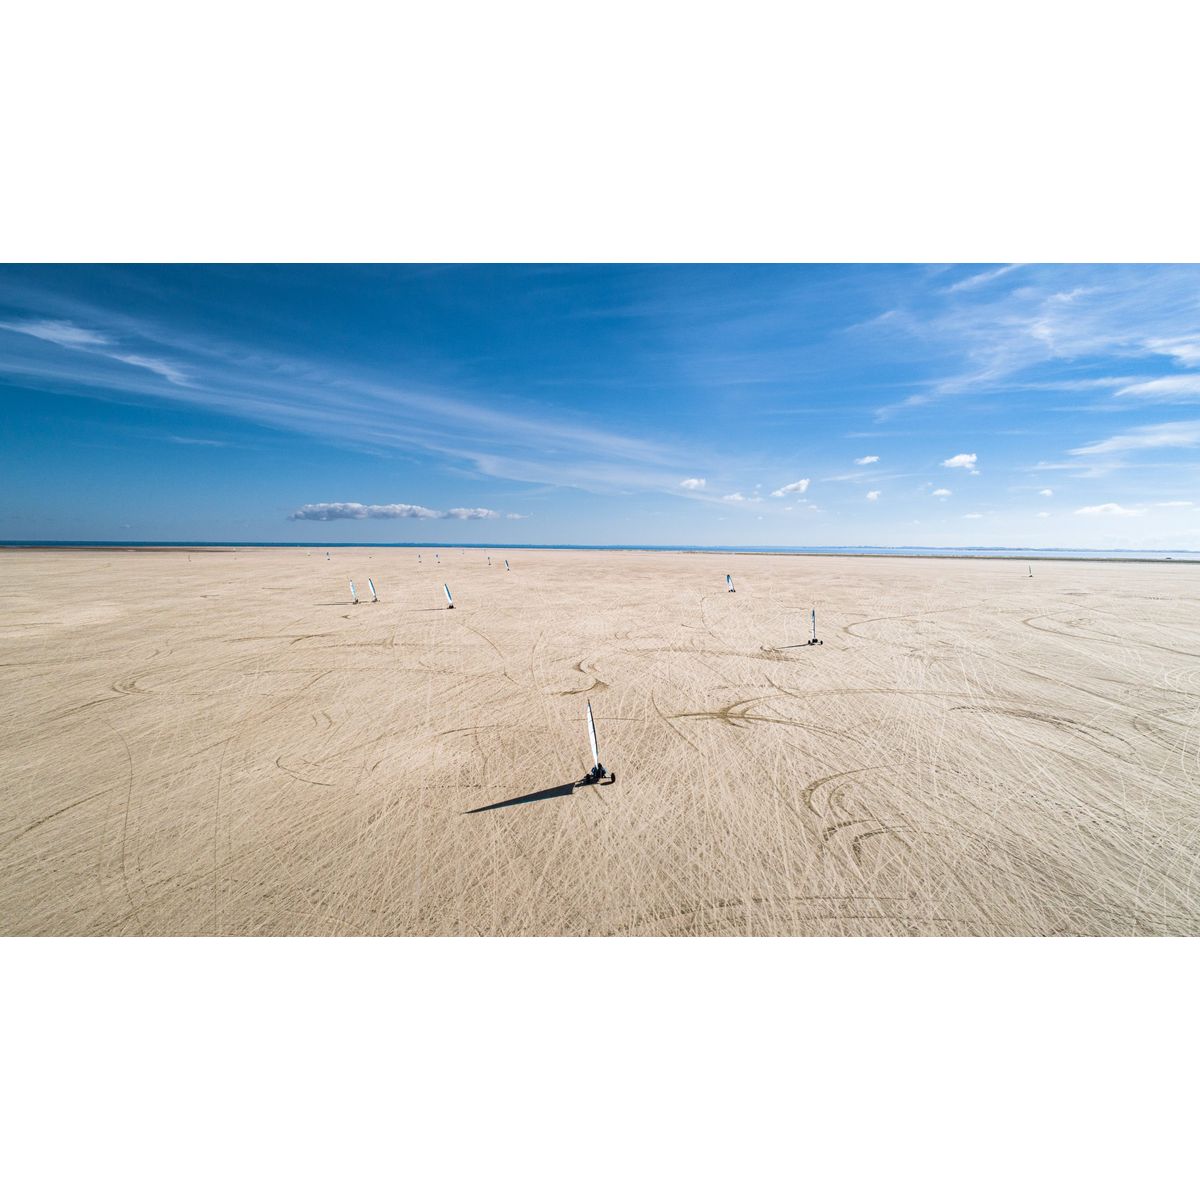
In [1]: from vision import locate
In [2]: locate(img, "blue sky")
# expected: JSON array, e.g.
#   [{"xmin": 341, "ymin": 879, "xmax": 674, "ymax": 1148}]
[{"xmin": 1, "ymin": 263, "xmax": 1198, "ymax": 547}]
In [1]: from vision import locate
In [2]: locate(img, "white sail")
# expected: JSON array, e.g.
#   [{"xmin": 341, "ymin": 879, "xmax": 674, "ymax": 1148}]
[
  {"xmin": 368, "ymin": 578, "xmax": 378, "ymax": 601},
  {"xmin": 726, "ymin": 574, "xmax": 735, "ymax": 592},
  {"xmin": 586, "ymin": 700, "xmax": 600, "ymax": 769},
  {"xmin": 444, "ymin": 582, "xmax": 454, "ymax": 607},
  {"xmin": 812, "ymin": 609, "xmax": 816, "ymax": 639},
  {"xmin": 505, "ymin": 559, "xmax": 510, "ymax": 570},
  {"xmin": 349, "ymin": 580, "xmax": 358, "ymax": 603}
]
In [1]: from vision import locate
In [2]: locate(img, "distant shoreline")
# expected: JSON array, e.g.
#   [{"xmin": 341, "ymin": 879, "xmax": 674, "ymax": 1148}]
[{"xmin": 1, "ymin": 541, "xmax": 1196, "ymax": 564}]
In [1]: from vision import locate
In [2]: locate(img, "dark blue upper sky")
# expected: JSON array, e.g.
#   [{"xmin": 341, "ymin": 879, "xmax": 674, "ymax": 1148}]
[{"xmin": 2, "ymin": 263, "xmax": 1198, "ymax": 546}]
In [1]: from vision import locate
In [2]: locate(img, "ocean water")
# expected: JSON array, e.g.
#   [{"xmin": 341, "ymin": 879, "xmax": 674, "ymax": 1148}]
[{"xmin": 3, "ymin": 541, "xmax": 1198, "ymax": 561}]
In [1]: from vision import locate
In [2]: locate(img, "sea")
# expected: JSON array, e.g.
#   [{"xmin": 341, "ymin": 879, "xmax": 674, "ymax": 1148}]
[{"xmin": 3, "ymin": 542, "xmax": 1198, "ymax": 562}]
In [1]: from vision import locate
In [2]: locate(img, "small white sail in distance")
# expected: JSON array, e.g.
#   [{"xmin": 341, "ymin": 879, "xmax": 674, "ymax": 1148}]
[
  {"xmin": 368, "ymin": 578, "xmax": 378, "ymax": 602},
  {"xmin": 726, "ymin": 574, "xmax": 735, "ymax": 592},
  {"xmin": 443, "ymin": 582, "xmax": 454, "ymax": 608}
]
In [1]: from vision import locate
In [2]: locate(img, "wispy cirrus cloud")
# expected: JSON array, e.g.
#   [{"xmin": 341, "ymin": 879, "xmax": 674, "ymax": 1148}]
[
  {"xmin": 1113, "ymin": 375, "xmax": 1200, "ymax": 400},
  {"xmin": 1069, "ymin": 420, "xmax": 1200, "ymax": 457},
  {"xmin": 1, "ymin": 317, "xmax": 191, "ymax": 385},
  {"xmin": 874, "ymin": 393, "xmax": 935, "ymax": 421},
  {"xmin": 0, "ymin": 304, "xmax": 691, "ymax": 497},
  {"xmin": 289, "ymin": 502, "xmax": 508, "ymax": 521},
  {"xmin": 1145, "ymin": 336, "xmax": 1200, "ymax": 368},
  {"xmin": 1, "ymin": 318, "xmax": 110, "ymax": 348},
  {"xmin": 864, "ymin": 266, "xmax": 1200, "ymax": 426},
  {"xmin": 945, "ymin": 264, "xmax": 1023, "ymax": 293},
  {"xmin": 110, "ymin": 353, "xmax": 189, "ymax": 385}
]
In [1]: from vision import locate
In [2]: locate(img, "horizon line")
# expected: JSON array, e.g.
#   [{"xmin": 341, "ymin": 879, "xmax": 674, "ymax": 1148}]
[{"xmin": 2, "ymin": 540, "xmax": 1196, "ymax": 557}]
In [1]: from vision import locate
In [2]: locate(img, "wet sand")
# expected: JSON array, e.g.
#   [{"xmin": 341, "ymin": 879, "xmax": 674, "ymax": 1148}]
[{"xmin": 1, "ymin": 546, "xmax": 1197, "ymax": 935}]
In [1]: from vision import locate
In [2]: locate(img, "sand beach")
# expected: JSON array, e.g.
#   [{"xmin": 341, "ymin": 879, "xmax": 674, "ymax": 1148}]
[{"xmin": 1, "ymin": 546, "xmax": 1197, "ymax": 935}]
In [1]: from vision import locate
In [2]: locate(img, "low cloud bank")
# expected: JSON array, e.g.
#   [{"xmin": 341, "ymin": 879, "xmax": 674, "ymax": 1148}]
[
  {"xmin": 290, "ymin": 502, "xmax": 505, "ymax": 521},
  {"xmin": 1074, "ymin": 503, "xmax": 1145, "ymax": 517}
]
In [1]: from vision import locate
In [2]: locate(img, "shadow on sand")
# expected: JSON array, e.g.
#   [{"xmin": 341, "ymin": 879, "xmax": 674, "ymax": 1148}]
[{"xmin": 464, "ymin": 781, "xmax": 577, "ymax": 814}]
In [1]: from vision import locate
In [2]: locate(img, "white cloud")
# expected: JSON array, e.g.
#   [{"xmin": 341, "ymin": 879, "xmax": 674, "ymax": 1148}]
[
  {"xmin": 771, "ymin": 478, "xmax": 810, "ymax": 497},
  {"xmin": 1069, "ymin": 420, "xmax": 1200, "ymax": 456},
  {"xmin": 723, "ymin": 492, "xmax": 746, "ymax": 502},
  {"xmin": 290, "ymin": 502, "xmax": 501, "ymax": 521},
  {"xmin": 964, "ymin": 513, "xmax": 983, "ymax": 519},
  {"xmin": 932, "ymin": 488, "xmax": 952, "ymax": 498},
  {"xmin": 1037, "ymin": 511, "xmax": 1050, "ymax": 518},
  {"xmin": 1038, "ymin": 488, "xmax": 1053, "ymax": 496},
  {"xmin": 866, "ymin": 490, "xmax": 881, "ymax": 501},
  {"xmin": 1153, "ymin": 500, "xmax": 1193, "ymax": 508},
  {"xmin": 854, "ymin": 455, "xmax": 879, "ymax": 465},
  {"xmin": 505, "ymin": 512, "xmax": 530, "ymax": 519},
  {"xmin": 1074, "ymin": 503, "xmax": 1146, "ymax": 517},
  {"xmin": 679, "ymin": 477, "xmax": 706, "ymax": 490},
  {"xmin": 942, "ymin": 452, "xmax": 978, "ymax": 470}
]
